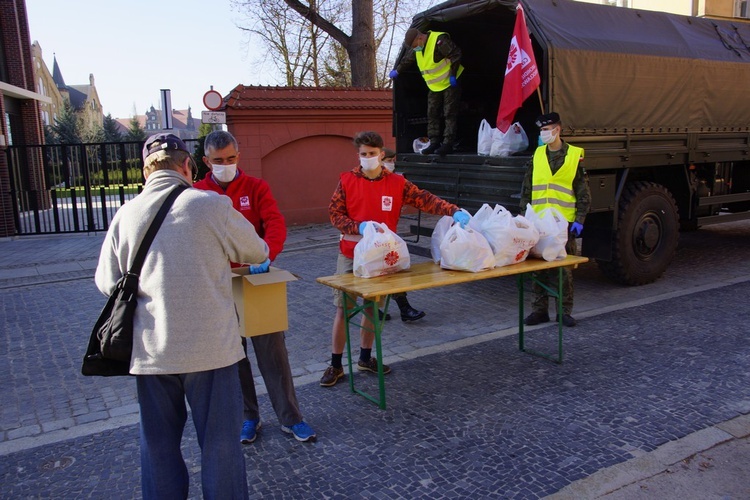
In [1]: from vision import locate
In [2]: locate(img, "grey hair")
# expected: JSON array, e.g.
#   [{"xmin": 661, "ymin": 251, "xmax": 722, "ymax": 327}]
[{"xmin": 204, "ymin": 130, "xmax": 239, "ymax": 152}]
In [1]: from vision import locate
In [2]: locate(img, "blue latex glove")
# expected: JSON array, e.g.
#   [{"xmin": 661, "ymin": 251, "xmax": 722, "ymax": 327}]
[
  {"xmin": 449, "ymin": 75, "xmax": 457, "ymax": 87},
  {"xmin": 359, "ymin": 221, "xmax": 371, "ymax": 235},
  {"xmin": 389, "ymin": 69, "xmax": 398, "ymax": 79},
  {"xmin": 249, "ymin": 258, "xmax": 270, "ymax": 274},
  {"xmin": 452, "ymin": 210, "xmax": 470, "ymax": 228},
  {"xmin": 570, "ymin": 222, "xmax": 584, "ymax": 237}
]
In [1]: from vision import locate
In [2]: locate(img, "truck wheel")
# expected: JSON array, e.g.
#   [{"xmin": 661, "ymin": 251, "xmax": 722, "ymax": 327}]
[{"xmin": 597, "ymin": 181, "xmax": 679, "ymax": 285}]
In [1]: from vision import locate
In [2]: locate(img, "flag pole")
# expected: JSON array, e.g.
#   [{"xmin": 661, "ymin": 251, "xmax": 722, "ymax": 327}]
[{"xmin": 536, "ymin": 87, "xmax": 544, "ymax": 113}]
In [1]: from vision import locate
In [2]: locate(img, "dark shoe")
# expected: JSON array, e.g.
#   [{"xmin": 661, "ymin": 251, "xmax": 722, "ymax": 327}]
[
  {"xmin": 421, "ymin": 142, "xmax": 440, "ymax": 155},
  {"xmin": 557, "ymin": 314, "xmax": 577, "ymax": 327},
  {"xmin": 394, "ymin": 296, "xmax": 425, "ymax": 322},
  {"xmin": 320, "ymin": 366, "xmax": 344, "ymax": 387},
  {"xmin": 400, "ymin": 306, "xmax": 425, "ymax": 322},
  {"xmin": 357, "ymin": 358, "xmax": 391, "ymax": 374},
  {"xmin": 378, "ymin": 309, "xmax": 391, "ymax": 321},
  {"xmin": 435, "ymin": 143, "xmax": 454, "ymax": 156},
  {"xmin": 524, "ymin": 312, "xmax": 550, "ymax": 326}
]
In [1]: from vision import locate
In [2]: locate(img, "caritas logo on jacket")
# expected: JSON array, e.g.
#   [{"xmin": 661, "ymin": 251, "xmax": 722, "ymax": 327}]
[{"xmin": 239, "ymin": 196, "xmax": 251, "ymax": 210}]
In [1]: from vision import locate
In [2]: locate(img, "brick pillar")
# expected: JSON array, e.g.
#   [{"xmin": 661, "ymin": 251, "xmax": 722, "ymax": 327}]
[{"xmin": 0, "ymin": 93, "xmax": 15, "ymax": 237}]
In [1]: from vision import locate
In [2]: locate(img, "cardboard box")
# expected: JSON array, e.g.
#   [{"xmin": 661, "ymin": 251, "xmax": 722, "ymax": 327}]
[{"xmin": 231, "ymin": 266, "xmax": 298, "ymax": 337}]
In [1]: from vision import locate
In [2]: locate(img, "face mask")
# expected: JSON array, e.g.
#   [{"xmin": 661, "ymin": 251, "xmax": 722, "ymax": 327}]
[
  {"xmin": 540, "ymin": 129, "xmax": 558, "ymax": 145},
  {"xmin": 212, "ymin": 164, "xmax": 237, "ymax": 183},
  {"xmin": 359, "ymin": 156, "xmax": 381, "ymax": 172},
  {"xmin": 383, "ymin": 161, "xmax": 395, "ymax": 172},
  {"xmin": 413, "ymin": 46, "xmax": 424, "ymax": 52}
]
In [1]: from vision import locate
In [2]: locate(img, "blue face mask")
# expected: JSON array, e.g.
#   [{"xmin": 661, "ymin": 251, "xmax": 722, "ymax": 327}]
[{"xmin": 413, "ymin": 46, "xmax": 423, "ymax": 52}]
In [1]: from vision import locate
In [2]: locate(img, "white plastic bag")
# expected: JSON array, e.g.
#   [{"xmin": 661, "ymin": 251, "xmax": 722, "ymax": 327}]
[
  {"xmin": 477, "ymin": 119, "xmax": 493, "ymax": 156},
  {"xmin": 412, "ymin": 137, "xmax": 431, "ymax": 153},
  {"xmin": 490, "ymin": 122, "xmax": 529, "ymax": 157},
  {"xmin": 439, "ymin": 224, "xmax": 495, "ymax": 273},
  {"xmin": 430, "ymin": 215, "xmax": 454, "ymax": 264},
  {"xmin": 469, "ymin": 204, "xmax": 539, "ymax": 267},
  {"xmin": 524, "ymin": 205, "xmax": 568, "ymax": 261},
  {"xmin": 353, "ymin": 222, "xmax": 411, "ymax": 278}
]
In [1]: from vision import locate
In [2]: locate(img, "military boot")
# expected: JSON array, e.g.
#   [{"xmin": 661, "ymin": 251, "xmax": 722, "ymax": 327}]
[{"xmin": 395, "ymin": 295, "xmax": 426, "ymax": 322}]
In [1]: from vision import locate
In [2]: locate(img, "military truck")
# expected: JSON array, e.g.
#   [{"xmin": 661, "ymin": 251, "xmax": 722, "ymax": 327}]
[{"xmin": 392, "ymin": 0, "xmax": 750, "ymax": 285}]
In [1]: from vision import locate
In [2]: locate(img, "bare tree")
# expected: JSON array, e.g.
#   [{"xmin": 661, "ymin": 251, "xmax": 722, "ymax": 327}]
[
  {"xmin": 234, "ymin": 0, "xmax": 345, "ymax": 86},
  {"xmin": 234, "ymin": 0, "xmax": 427, "ymax": 87}
]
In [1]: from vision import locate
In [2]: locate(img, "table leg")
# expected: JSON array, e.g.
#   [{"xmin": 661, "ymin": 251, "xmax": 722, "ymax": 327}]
[
  {"xmin": 518, "ymin": 269, "xmax": 564, "ymax": 364},
  {"xmin": 518, "ymin": 274, "xmax": 526, "ymax": 351},
  {"xmin": 342, "ymin": 294, "xmax": 388, "ymax": 409}
]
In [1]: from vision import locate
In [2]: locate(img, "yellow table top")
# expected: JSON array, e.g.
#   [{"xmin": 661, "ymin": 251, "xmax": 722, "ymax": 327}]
[{"xmin": 317, "ymin": 255, "xmax": 589, "ymax": 300}]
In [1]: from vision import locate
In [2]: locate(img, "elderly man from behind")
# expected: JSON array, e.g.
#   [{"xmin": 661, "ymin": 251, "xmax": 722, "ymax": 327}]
[{"xmin": 95, "ymin": 133, "xmax": 269, "ymax": 499}]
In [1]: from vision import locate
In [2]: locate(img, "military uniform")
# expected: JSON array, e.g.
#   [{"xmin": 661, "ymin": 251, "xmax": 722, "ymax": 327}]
[
  {"xmin": 520, "ymin": 141, "xmax": 591, "ymax": 315},
  {"xmin": 396, "ymin": 32, "xmax": 463, "ymax": 148}
]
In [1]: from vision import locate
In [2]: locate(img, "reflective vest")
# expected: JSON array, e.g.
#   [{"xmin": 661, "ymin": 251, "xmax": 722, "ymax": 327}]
[
  {"xmin": 416, "ymin": 32, "xmax": 464, "ymax": 92},
  {"xmin": 530, "ymin": 144, "xmax": 584, "ymax": 222}
]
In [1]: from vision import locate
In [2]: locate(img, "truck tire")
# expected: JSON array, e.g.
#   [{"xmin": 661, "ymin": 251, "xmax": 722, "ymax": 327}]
[{"xmin": 597, "ymin": 181, "xmax": 679, "ymax": 285}]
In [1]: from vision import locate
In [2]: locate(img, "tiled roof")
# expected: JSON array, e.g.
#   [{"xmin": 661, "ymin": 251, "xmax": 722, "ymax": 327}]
[{"xmin": 225, "ymin": 85, "xmax": 393, "ymax": 110}]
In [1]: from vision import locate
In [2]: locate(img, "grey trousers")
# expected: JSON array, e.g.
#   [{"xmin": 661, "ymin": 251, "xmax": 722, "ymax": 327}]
[{"xmin": 239, "ymin": 332, "xmax": 303, "ymax": 426}]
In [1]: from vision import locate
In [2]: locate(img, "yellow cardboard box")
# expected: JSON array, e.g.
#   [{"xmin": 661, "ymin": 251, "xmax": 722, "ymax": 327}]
[{"xmin": 231, "ymin": 266, "xmax": 298, "ymax": 337}]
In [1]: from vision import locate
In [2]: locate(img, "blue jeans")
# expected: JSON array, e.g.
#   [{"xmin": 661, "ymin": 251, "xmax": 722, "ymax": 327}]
[{"xmin": 136, "ymin": 363, "xmax": 249, "ymax": 500}]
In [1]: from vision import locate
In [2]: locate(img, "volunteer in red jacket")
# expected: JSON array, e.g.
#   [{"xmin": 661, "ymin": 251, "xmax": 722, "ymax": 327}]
[
  {"xmin": 194, "ymin": 130, "xmax": 315, "ymax": 444},
  {"xmin": 320, "ymin": 131, "xmax": 470, "ymax": 387}
]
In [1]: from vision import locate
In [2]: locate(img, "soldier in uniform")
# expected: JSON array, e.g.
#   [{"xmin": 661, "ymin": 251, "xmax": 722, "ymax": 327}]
[
  {"xmin": 520, "ymin": 112, "xmax": 591, "ymax": 327},
  {"xmin": 389, "ymin": 28, "xmax": 463, "ymax": 156}
]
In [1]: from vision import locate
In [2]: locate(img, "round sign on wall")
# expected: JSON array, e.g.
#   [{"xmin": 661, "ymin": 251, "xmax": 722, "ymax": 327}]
[{"xmin": 203, "ymin": 90, "xmax": 223, "ymax": 111}]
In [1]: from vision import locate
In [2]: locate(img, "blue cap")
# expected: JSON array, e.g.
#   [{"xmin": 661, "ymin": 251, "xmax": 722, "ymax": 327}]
[{"xmin": 142, "ymin": 133, "xmax": 189, "ymax": 161}]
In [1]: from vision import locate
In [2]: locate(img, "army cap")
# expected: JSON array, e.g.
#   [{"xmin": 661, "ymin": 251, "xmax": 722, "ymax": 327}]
[{"xmin": 536, "ymin": 112, "xmax": 561, "ymax": 128}]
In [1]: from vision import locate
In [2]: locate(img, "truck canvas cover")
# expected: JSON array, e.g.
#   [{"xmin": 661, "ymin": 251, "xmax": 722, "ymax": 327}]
[{"xmin": 406, "ymin": 0, "xmax": 750, "ymax": 134}]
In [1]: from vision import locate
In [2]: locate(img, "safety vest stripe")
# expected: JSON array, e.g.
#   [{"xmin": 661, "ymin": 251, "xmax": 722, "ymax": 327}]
[
  {"xmin": 531, "ymin": 184, "xmax": 575, "ymax": 196},
  {"xmin": 531, "ymin": 198, "xmax": 576, "ymax": 209},
  {"xmin": 421, "ymin": 59, "xmax": 450, "ymax": 75}
]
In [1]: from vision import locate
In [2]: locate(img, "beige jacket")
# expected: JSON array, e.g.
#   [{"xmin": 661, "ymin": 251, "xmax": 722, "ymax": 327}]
[{"xmin": 95, "ymin": 170, "xmax": 269, "ymax": 375}]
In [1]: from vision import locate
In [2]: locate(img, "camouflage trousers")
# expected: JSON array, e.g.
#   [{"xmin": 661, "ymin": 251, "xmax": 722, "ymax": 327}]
[
  {"xmin": 427, "ymin": 84, "xmax": 461, "ymax": 146},
  {"xmin": 530, "ymin": 230, "xmax": 578, "ymax": 315}
]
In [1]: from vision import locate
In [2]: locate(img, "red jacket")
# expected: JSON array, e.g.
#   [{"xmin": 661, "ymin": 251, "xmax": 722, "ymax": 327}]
[
  {"xmin": 193, "ymin": 171, "xmax": 286, "ymax": 262},
  {"xmin": 330, "ymin": 167, "xmax": 459, "ymax": 258}
]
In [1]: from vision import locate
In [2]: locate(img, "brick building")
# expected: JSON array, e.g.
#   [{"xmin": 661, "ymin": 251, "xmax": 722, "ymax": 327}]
[{"xmin": 0, "ymin": 0, "xmax": 49, "ymax": 237}]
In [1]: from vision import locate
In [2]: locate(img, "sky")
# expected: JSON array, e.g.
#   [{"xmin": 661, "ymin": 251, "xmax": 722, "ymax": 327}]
[{"xmin": 26, "ymin": 0, "xmax": 277, "ymax": 120}]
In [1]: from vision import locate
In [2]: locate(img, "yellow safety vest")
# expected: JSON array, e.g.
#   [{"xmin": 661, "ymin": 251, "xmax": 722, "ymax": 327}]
[
  {"xmin": 416, "ymin": 32, "xmax": 464, "ymax": 92},
  {"xmin": 531, "ymin": 144, "xmax": 584, "ymax": 222}
]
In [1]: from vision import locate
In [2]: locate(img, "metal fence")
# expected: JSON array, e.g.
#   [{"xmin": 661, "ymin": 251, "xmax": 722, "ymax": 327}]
[{"xmin": 4, "ymin": 139, "xmax": 199, "ymax": 235}]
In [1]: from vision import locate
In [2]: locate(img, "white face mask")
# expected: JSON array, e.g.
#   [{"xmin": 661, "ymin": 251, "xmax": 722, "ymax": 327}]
[
  {"xmin": 212, "ymin": 164, "xmax": 237, "ymax": 183},
  {"xmin": 359, "ymin": 156, "xmax": 381, "ymax": 172},
  {"xmin": 540, "ymin": 128, "xmax": 558, "ymax": 145},
  {"xmin": 383, "ymin": 161, "xmax": 395, "ymax": 172}
]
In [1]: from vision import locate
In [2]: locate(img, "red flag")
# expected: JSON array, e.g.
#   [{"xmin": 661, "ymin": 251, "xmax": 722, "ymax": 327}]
[{"xmin": 496, "ymin": 4, "xmax": 540, "ymax": 133}]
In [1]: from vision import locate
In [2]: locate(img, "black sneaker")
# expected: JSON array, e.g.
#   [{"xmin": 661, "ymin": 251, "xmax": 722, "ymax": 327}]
[
  {"xmin": 556, "ymin": 314, "xmax": 577, "ymax": 327},
  {"xmin": 378, "ymin": 309, "xmax": 391, "ymax": 321},
  {"xmin": 319, "ymin": 366, "xmax": 344, "ymax": 387},
  {"xmin": 524, "ymin": 312, "xmax": 550, "ymax": 325},
  {"xmin": 357, "ymin": 358, "xmax": 391, "ymax": 374},
  {"xmin": 421, "ymin": 142, "xmax": 440, "ymax": 155}
]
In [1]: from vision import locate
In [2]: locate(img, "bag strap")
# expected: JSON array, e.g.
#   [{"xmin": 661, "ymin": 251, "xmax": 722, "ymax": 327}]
[{"xmin": 128, "ymin": 185, "xmax": 187, "ymax": 277}]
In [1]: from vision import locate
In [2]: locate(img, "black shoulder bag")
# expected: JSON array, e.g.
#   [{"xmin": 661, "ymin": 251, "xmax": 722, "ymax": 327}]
[{"xmin": 82, "ymin": 185, "xmax": 187, "ymax": 376}]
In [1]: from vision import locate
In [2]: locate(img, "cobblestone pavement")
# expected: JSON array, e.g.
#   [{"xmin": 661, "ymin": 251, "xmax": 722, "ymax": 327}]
[{"xmin": 1, "ymin": 216, "xmax": 749, "ymax": 498}]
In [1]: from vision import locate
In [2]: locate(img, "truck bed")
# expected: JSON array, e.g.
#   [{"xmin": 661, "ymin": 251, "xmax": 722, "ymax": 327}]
[{"xmin": 398, "ymin": 152, "xmax": 529, "ymax": 215}]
